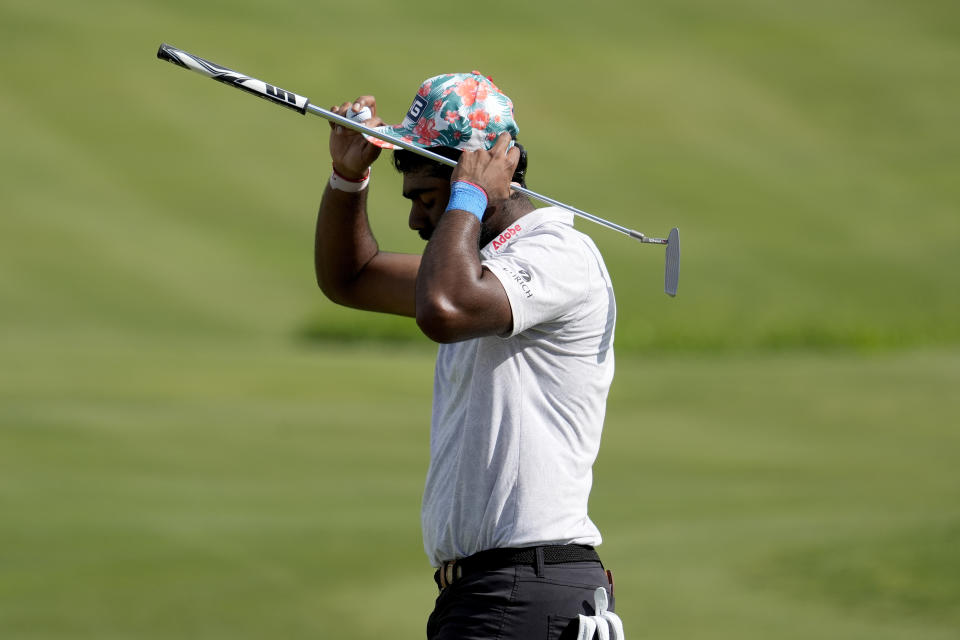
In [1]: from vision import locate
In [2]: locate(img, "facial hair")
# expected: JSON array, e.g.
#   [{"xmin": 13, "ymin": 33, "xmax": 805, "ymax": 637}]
[
  {"xmin": 419, "ymin": 221, "xmax": 492, "ymax": 249},
  {"xmin": 421, "ymin": 202, "xmax": 523, "ymax": 249}
]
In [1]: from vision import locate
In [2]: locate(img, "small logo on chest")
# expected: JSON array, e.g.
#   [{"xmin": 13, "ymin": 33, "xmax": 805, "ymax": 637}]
[{"xmin": 492, "ymin": 224, "xmax": 522, "ymax": 250}]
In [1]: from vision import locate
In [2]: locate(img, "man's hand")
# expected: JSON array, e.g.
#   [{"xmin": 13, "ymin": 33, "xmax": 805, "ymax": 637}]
[
  {"xmin": 451, "ymin": 133, "xmax": 521, "ymax": 206},
  {"xmin": 329, "ymin": 96, "xmax": 384, "ymax": 180}
]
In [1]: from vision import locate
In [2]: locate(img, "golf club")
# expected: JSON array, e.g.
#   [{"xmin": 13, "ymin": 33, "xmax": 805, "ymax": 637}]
[{"xmin": 156, "ymin": 43, "xmax": 680, "ymax": 296}]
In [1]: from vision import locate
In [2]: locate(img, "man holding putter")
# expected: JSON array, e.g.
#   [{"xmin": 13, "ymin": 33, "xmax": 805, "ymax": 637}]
[{"xmin": 315, "ymin": 71, "xmax": 622, "ymax": 640}]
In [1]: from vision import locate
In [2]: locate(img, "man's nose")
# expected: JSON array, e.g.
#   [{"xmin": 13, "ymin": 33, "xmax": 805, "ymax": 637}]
[{"xmin": 408, "ymin": 206, "xmax": 426, "ymax": 230}]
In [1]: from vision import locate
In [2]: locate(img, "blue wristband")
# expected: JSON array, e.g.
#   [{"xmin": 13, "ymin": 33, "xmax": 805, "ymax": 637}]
[{"xmin": 445, "ymin": 180, "xmax": 488, "ymax": 221}]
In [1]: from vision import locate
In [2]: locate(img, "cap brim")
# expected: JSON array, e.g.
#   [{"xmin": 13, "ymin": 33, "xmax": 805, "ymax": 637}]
[{"xmin": 364, "ymin": 124, "xmax": 414, "ymax": 150}]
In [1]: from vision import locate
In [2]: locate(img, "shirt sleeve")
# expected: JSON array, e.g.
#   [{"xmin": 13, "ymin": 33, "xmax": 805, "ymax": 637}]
[{"xmin": 482, "ymin": 224, "xmax": 591, "ymax": 337}]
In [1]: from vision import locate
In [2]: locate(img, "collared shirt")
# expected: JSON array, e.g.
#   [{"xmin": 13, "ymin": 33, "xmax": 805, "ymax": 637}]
[{"xmin": 421, "ymin": 207, "xmax": 617, "ymax": 567}]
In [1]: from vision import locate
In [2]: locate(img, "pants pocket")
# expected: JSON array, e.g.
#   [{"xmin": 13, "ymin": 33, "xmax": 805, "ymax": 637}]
[{"xmin": 546, "ymin": 615, "xmax": 579, "ymax": 640}]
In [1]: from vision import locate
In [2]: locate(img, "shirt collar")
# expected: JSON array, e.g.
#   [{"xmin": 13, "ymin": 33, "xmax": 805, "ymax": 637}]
[{"xmin": 480, "ymin": 207, "xmax": 574, "ymax": 256}]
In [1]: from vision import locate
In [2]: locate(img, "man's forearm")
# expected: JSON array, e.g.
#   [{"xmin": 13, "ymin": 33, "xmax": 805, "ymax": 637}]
[
  {"xmin": 417, "ymin": 210, "xmax": 484, "ymax": 301},
  {"xmin": 416, "ymin": 210, "xmax": 510, "ymax": 342}
]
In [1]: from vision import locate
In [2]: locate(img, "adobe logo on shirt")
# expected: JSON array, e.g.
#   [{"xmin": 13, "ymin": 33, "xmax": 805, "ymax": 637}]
[{"xmin": 492, "ymin": 225, "xmax": 522, "ymax": 251}]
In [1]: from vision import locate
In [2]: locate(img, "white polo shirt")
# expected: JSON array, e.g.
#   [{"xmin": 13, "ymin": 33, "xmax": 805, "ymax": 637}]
[{"xmin": 421, "ymin": 207, "xmax": 617, "ymax": 567}]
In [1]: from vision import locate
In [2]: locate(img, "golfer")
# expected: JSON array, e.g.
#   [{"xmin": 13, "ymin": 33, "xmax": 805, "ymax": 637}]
[{"xmin": 315, "ymin": 71, "xmax": 621, "ymax": 640}]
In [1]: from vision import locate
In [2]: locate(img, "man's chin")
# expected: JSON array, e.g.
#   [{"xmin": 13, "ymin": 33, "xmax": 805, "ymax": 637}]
[{"xmin": 419, "ymin": 229, "xmax": 433, "ymax": 241}]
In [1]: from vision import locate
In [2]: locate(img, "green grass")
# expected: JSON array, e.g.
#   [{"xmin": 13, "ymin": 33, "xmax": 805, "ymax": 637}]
[
  {"xmin": 1, "ymin": 0, "xmax": 959, "ymax": 638},
  {"xmin": 752, "ymin": 521, "xmax": 960, "ymax": 626},
  {"xmin": 2, "ymin": 340, "xmax": 958, "ymax": 638}
]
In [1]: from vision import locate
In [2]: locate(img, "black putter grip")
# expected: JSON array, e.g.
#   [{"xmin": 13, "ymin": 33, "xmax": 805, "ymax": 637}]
[
  {"xmin": 156, "ymin": 43, "xmax": 310, "ymax": 115},
  {"xmin": 156, "ymin": 43, "xmax": 183, "ymax": 66}
]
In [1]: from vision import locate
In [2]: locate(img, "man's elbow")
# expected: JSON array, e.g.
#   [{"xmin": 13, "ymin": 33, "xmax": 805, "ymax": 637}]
[
  {"xmin": 316, "ymin": 272, "xmax": 351, "ymax": 307},
  {"xmin": 416, "ymin": 296, "xmax": 467, "ymax": 343}
]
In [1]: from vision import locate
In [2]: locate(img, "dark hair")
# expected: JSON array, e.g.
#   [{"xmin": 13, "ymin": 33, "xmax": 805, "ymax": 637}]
[{"xmin": 393, "ymin": 143, "xmax": 528, "ymax": 189}]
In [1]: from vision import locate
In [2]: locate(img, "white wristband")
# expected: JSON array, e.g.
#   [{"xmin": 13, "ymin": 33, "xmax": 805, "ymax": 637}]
[{"xmin": 329, "ymin": 167, "xmax": 370, "ymax": 192}]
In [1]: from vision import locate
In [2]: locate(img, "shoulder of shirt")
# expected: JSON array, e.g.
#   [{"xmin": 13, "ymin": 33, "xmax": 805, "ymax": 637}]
[{"xmin": 481, "ymin": 207, "xmax": 581, "ymax": 255}]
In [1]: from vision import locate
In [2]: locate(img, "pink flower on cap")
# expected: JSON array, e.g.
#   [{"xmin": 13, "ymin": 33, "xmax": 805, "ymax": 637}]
[
  {"xmin": 468, "ymin": 110, "xmax": 490, "ymax": 130},
  {"xmin": 413, "ymin": 118, "xmax": 440, "ymax": 144},
  {"xmin": 456, "ymin": 77, "xmax": 480, "ymax": 107}
]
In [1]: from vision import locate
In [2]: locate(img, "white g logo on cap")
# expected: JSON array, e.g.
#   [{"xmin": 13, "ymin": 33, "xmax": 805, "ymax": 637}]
[{"xmin": 406, "ymin": 95, "xmax": 428, "ymax": 124}]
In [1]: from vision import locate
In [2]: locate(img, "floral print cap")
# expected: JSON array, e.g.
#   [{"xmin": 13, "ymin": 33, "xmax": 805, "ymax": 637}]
[{"xmin": 366, "ymin": 71, "xmax": 519, "ymax": 152}]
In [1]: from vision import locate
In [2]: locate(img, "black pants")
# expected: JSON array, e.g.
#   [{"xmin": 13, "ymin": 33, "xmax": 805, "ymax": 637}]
[{"xmin": 427, "ymin": 560, "xmax": 614, "ymax": 640}]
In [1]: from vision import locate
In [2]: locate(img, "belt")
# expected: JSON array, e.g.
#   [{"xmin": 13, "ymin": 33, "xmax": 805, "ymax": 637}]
[{"xmin": 434, "ymin": 544, "xmax": 601, "ymax": 590}]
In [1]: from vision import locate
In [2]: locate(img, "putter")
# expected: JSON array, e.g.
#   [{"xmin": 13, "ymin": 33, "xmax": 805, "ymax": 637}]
[{"xmin": 156, "ymin": 43, "xmax": 680, "ymax": 296}]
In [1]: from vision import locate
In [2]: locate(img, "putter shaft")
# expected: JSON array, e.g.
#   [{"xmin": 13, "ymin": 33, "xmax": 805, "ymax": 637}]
[
  {"xmin": 306, "ymin": 103, "xmax": 666, "ymax": 243},
  {"xmin": 156, "ymin": 43, "xmax": 679, "ymax": 294}
]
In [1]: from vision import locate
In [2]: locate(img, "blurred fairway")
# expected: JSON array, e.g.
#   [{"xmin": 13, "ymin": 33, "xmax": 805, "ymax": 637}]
[
  {"xmin": 1, "ymin": 0, "xmax": 958, "ymax": 638},
  {"xmin": 2, "ymin": 342, "xmax": 958, "ymax": 639}
]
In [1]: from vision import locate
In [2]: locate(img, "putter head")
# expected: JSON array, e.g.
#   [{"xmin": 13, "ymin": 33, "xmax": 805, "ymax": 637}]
[{"xmin": 664, "ymin": 227, "xmax": 680, "ymax": 297}]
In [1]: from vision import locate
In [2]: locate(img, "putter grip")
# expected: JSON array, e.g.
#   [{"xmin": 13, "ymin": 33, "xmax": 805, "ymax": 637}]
[{"xmin": 156, "ymin": 43, "xmax": 310, "ymax": 115}]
